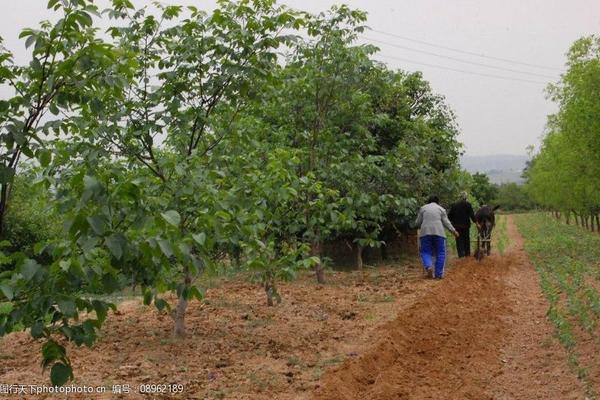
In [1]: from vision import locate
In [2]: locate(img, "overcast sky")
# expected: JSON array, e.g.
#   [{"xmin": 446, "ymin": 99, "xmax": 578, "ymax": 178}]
[{"xmin": 2, "ymin": 0, "xmax": 599, "ymax": 156}]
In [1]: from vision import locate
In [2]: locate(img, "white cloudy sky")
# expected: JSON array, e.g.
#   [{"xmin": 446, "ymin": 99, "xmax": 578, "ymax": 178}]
[{"xmin": 1, "ymin": 0, "xmax": 599, "ymax": 156}]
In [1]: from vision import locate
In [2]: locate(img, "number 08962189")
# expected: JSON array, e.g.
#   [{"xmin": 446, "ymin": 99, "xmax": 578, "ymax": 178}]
[{"xmin": 138, "ymin": 384, "xmax": 184, "ymax": 394}]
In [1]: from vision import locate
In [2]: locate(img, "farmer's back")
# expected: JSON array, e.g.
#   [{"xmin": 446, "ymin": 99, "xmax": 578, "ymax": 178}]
[
  {"xmin": 416, "ymin": 202, "xmax": 454, "ymax": 238},
  {"xmin": 449, "ymin": 200, "xmax": 474, "ymax": 228}
]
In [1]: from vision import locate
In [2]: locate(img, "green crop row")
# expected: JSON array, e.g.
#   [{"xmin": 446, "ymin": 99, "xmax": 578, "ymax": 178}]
[{"xmin": 515, "ymin": 213, "xmax": 600, "ymax": 398}]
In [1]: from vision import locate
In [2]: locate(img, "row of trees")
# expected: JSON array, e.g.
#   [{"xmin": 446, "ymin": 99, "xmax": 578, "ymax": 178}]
[
  {"xmin": 526, "ymin": 35, "xmax": 600, "ymax": 231},
  {"xmin": 0, "ymin": 0, "xmax": 462, "ymax": 384}
]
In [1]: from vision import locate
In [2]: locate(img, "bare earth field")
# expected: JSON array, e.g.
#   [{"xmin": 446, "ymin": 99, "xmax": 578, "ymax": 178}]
[{"xmin": 0, "ymin": 216, "xmax": 592, "ymax": 399}]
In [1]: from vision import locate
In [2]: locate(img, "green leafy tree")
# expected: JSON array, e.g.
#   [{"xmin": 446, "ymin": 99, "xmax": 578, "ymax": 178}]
[
  {"xmin": 53, "ymin": 0, "xmax": 302, "ymax": 336},
  {"xmin": 1, "ymin": 1, "xmax": 467, "ymax": 387},
  {"xmin": 493, "ymin": 183, "xmax": 535, "ymax": 211},
  {"xmin": 0, "ymin": 0, "xmax": 119, "ymax": 237},
  {"xmin": 471, "ymin": 172, "xmax": 498, "ymax": 206},
  {"xmin": 257, "ymin": 5, "xmax": 376, "ymax": 281},
  {"xmin": 0, "ymin": 0, "xmax": 130, "ymax": 386},
  {"xmin": 527, "ymin": 35, "xmax": 600, "ymax": 229}
]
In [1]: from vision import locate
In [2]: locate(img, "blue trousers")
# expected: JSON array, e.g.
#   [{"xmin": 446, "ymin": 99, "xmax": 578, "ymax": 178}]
[{"xmin": 419, "ymin": 235, "xmax": 446, "ymax": 278}]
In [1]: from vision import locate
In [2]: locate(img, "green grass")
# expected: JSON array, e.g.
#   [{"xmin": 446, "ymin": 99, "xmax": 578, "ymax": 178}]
[
  {"xmin": 515, "ymin": 212, "xmax": 600, "ymax": 399},
  {"xmin": 495, "ymin": 215, "xmax": 509, "ymax": 255}
]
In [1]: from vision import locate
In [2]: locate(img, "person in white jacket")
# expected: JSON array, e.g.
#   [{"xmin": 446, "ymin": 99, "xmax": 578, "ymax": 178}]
[{"xmin": 414, "ymin": 196, "xmax": 459, "ymax": 279}]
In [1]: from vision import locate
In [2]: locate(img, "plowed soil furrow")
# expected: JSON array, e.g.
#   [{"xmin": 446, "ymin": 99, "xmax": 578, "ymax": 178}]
[{"xmin": 313, "ymin": 216, "xmax": 586, "ymax": 400}]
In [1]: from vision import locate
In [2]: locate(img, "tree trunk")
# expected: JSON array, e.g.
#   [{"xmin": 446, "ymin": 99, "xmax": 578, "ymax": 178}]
[
  {"xmin": 174, "ymin": 296, "xmax": 188, "ymax": 337},
  {"xmin": 174, "ymin": 269, "xmax": 191, "ymax": 337},
  {"xmin": 0, "ymin": 183, "xmax": 10, "ymax": 239},
  {"xmin": 311, "ymin": 240, "xmax": 325, "ymax": 284},
  {"xmin": 131, "ymin": 272, "xmax": 137, "ymax": 295},
  {"xmin": 380, "ymin": 242, "xmax": 388, "ymax": 261},
  {"xmin": 566, "ymin": 210, "xmax": 571, "ymax": 225},
  {"xmin": 355, "ymin": 243, "xmax": 363, "ymax": 271},
  {"xmin": 232, "ymin": 244, "xmax": 241, "ymax": 269},
  {"xmin": 596, "ymin": 214, "xmax": 600, "ymax": 233},
  {"xmin": 265, "ymin": 281, "xmax": 274, "ymax": 307}
]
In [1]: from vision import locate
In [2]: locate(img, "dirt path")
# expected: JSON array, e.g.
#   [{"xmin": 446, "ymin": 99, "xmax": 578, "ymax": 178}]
[{"xmin": 313, "ymin": 215, "xmax": 586, "ymax": 400}]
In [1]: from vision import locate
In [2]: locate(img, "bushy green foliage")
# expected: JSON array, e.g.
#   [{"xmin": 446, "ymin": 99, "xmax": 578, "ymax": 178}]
[
  {"xmin": 3, "ymin": 173, "xmax": 61, "ymax": 261},
  {"xmin": 527, "ymin": 35, "xmax": 600, "ymax": 220},
  {"xmin": 0, "ymin": 0, "xmax": 463, "ymax": 386},
  {"xmin": 470, "ymin": 172, "xmax": 498, "ymax": 206},
  {"xmin": 493, "ymin": 183, "xmax": 536, "ymax": 211}
]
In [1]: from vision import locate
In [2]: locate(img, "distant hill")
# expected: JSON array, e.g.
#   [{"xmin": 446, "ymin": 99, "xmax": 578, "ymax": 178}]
[{"xmin": 460, "ymin": 154, "xmax": 529, "ymax": 184}]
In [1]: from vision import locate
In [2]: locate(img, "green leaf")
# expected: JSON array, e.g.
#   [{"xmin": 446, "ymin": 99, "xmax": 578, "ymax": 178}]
[
  {"xmin": 37, "ymin": 149, "xmax": 52, "ymax": 167},
  {"xmin": 21, "ymin": 259, "xmax": 41, "ymax": 281},
  {"xmin": 75, "ymin": 11, "xmax": 93, "ymax": 27},
  {"xmin": 178, "ymin": 242, "xmax": 192, "ymax": 258},
  {"xmin": 188, "ymin": 285, "xmax": 205, "ymax": 301},
  {"xmin": 0, "ymin": 166, "xmax": 15, "ymax": 185},
  {"xmin": 92, "ymin": 300, "xmax": 109, "ymax": 324},
  {"xmin": 49, "ymin": 102, "xmax": 59, "ymax": 116},
  {"xmin": 57, "ymin": 299, "xmax": 77, "ymax": 317},
  {"xmin": 192, "ymin": 232, "xmax": 206, "ymax": 246},
  {"xmin": 87, "ymin": 215, "xmax": 107, "ymax": 236},
  {"xmin": 155, "ymin": 298, "xmax": 168, "ymax": 311},
  {"xmin": 161, "ymin": 210, "xmax": 181, "ymax": 227},
  {"xmin": 25, "ymin": 34, "xmax": 36, "ymax": 49},
  {"xmin": 21, "ymin": 145, "xmax": 34, "ymax": 158},
  {"xmin": 0, "ymin": 282, "xmax": 13, "ymax": 301},
  {"xmin": 33, "ymin": 242, "xmax": 49, "ymax": 256},
  {"xmin": 41, "ymin": 340, "xmax": 66, "ymax": 368},
  {"xmin": 82, "ymin": 175, "xmax": 102, "ymax": 202},
  {"xmin": 214, "ymin": 210, "xmax": 231, "ymax": 221},
  {"xmin": 105, "ymin": 234, "xmax": 125, "ymax": 259},
  {"xmin": 50, "ymin": 363, "xmax": 72, "ymax": 386},
  {"xmin": 157, "ymin": 239, "xmax": 173, "ymax": 258},
  {"xmin": 31, "ymin": 321, "xmax": 45, "ymax": 338},
  {"xmin": 89, "ymin": 98, "xmax": 103, "ymax": 114}
]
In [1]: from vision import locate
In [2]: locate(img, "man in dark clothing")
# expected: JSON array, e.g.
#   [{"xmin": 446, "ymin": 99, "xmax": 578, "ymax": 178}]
[{"xmin": 448, "ymin": 192, "xmax": 475, "ymax": 257}]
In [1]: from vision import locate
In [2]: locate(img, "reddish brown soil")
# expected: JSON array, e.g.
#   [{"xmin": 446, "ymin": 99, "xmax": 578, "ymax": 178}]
[
  {"xmin": 489, "ymin": 216, "xmax": 589, "ymax": 400},
  {"xmin": 0, "ymin": 262, "xmax": 436, "ymax": 399},
  {"xmin": 313, "ymin": 216, "xmax": 587, "ymax": 400},
  {"xmin": 0, "ymin": 216, "xmax": 590, "ymax": 399}
]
